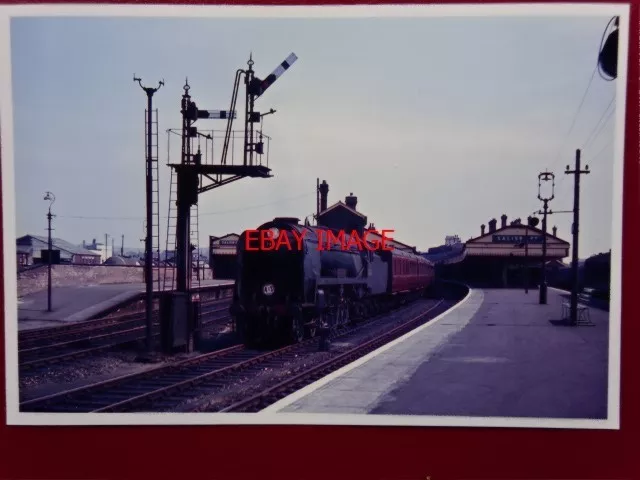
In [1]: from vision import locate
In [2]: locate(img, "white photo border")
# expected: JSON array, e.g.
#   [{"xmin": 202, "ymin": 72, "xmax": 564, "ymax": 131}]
[{"xmin": 0, "ymin": 2, "xmax": 629, "ymax": 428}]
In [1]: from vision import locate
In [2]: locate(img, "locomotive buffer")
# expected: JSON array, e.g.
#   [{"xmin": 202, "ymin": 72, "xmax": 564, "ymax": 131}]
[{"xmin": 160, "ymin": 53, "xmax": 298, "ymax": 353}]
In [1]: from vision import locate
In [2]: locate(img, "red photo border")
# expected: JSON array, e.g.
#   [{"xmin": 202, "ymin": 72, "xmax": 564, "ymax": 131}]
[{"xmin": 1, "ymin": 2, "xmax": 638, "ymax": 479}]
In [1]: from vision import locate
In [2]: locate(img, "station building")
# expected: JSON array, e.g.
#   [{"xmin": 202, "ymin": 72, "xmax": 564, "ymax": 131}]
[
  {"xmin": 439, "ymin": 214, "xmax": 570, "ymax": 288},
  {"xmin": 209, "ymin": 233, "xmax": 240, "ymax": 280},
  {"xmin": 16, "ymin": 234, "xmax": 102, "ymax": 267}
]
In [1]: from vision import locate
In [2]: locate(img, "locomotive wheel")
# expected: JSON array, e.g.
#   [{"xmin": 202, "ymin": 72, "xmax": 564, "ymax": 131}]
[
  {"xmin": 290, "ymin": 315, "xmax": 305, "ymax": 343},
  {"xmin": 305, "ymin": 319, "xmax": 318, "ymax": 338},
  {"xmin": 351, "ymin": 303, "xmax": 364, "ymax": 323},
  {"xmin": 337, "ymin": 302, "xmax": 349, "ymax": 328}
]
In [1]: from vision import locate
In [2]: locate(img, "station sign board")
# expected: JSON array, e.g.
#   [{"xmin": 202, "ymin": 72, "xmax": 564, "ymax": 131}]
[
  {"xmin": 492, "ymin": 234, "xmax": 544, "ymax": 244},
  {"xmin": 209, "ymin": 235, "xmax": 239, "ymax": 249},
  {"xmin": 209, "ymin": 235, "xmax": 239, "ymax": 264}
]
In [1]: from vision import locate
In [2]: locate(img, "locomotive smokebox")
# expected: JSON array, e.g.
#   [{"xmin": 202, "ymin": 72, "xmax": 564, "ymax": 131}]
[{"xmin": 345, "ymin": 193, "xmax": 358, "ymax": 210}]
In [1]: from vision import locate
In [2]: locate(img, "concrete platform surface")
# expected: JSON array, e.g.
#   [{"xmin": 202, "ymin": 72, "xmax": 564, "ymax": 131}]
[
  {"xmin": 17, "ymin": 279, "xmax": 233, "ymax": 330},
  {"xmin": 266, "ymin": 288, "xmax": 609, "ymax": 420}
]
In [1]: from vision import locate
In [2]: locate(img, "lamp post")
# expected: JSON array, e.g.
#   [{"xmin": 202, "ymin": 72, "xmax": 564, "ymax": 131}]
[
  {"xmin": 537, "ymin": 171, "xmax": 555, "ymax": 305},
  {"xmin": 44, "ymin": 191, "xmax": 55, "ymax": 312}
]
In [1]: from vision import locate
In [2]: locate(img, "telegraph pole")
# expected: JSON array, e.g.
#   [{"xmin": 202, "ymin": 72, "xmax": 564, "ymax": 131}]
[
  {"xmin": 537, "ymin": 171, "xmax": 555, "ymax": 304},
  {"xmin": 566, "ymin": 149, "xmax": 590, "ymax": 325},
  {"xmin": 134, "ymin": 75, "xmax": 164, "ymax": 356},
  {"xmin": 524, "ymin": 215, "xmax": 540, "ymax": 294},
  {"xmin": 524, "ymin": 224, "xmax": 528, "ymax": 293}
]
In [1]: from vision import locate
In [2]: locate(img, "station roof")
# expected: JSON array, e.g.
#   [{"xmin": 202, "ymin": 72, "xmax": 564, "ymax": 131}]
[
  {"xmin": 466, "ymin": 224, "xmax": 569, "ymax": 245},
  {"xmin": 17, "ymin": 235, "xmax": 101, "ymax": 257},
  {"xmin": 318, "ymin": 201, "xmax": 367, "ymax": 220},
  {"xmin": 465, "ymin": 224, "xmax": 569, "ymax": 259}
]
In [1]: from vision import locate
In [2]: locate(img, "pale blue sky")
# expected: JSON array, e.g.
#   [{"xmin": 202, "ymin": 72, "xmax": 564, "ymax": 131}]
[{"xmin": 8, "ymin": 14, "xmax": 621, "ymax": 258}]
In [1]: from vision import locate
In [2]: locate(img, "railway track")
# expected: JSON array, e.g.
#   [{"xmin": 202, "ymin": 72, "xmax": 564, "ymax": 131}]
[
  {"xmin": 18, "ymin": 310, "xmax": 150, "ymax": 347},
  {"xmin": 20, "ymin": 297, "xmax": 454, "ymax": 414},
  {"xmin": 18, "ymin": 299, "xmax": 232, "ymax": 371},
  {"xmin": 18, "ymin": 287, "xmax": 233, "ymax": 345},
  {"xmin": 219, "ymin": 299, "xmax": 453, "ymax": 413}
]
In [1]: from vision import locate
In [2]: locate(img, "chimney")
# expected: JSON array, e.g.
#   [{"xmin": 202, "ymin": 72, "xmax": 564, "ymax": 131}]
[
  {"xmin": 488, "ymin": 218, "xmax": 497, "ymax": 233},
  {"xmin": 481, "ymin": 224, "xmax": 486, "ymax": 236},
  {"xmin": 501, "ymin": 214, "xmax": 507, "ymax": 228},
  {"xmin": 553, "ymin": 226, "xmax": 557, "ymax": 236},
  {"xmin": 83, "ymin": 240, "xmax": 86, "ymax": 248},
  {"xmin": 319, "ymin": 180, "xmax": 329, "ymax": 212},
  {"xmin": 345, "ymin": 192, "xmax": 357, "ymax": 210}
]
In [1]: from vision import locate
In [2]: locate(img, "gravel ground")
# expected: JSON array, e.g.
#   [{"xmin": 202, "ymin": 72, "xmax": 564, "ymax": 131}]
[
  {"xmin": 168, "ymin": 298, "xmax": 448, "ymax": 413},
  {"xmin": 18, "ymin": 329, "xmax": 235, "ymax": 401},
  {"xmin": 18, "ymin": 347, "xmax": 205, "ymax": 402},
  {"xmin": 18, "ymin": 289, "xmax": 234, "ymax": 398},
  {"xmin": 18, "ymin": 295, "xmax": 456, "ymax": 410}
]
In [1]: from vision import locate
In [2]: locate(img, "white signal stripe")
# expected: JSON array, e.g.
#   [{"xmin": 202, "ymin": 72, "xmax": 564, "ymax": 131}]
[
  {"xmin": 270, "ymin": 53, "xmax": 298, "ymax": 79},
  {"xmin": 199, "ymin": 110, "xmax": 237, "ymax": 119},
  {"xmin": 259, "ymin": 53, "xmax": 298, "ymax": 95}
]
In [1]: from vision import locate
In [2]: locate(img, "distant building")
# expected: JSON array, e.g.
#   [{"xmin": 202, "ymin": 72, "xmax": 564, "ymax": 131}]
[
  {"xmin": 209, "ymin": 234, "xmax": 240, "ymax": 279},
  {"xmin": 365, "ymin": 226, "xmax": 417, "ymax": 253},
  {"xmin": 17, "ymin": 235, "xmax": 101, "ymax": 265},
  {"xmin": 16, "ymin": 244, "xmax": 33, "ymax": 268},
  {"xmin": 82, "ymin": 238, "xmax": 113, "ymax": 263},
  {"xmin": 439, "ymin": 214, "xmax": 570, "ymax": 288},
  {"xmin": 317, "ymin": 192, "xmax": 368, "ymax": 237},
  {"xmin": 314, "ymin": 181, "xmax": 421, "ymax": 252},
  {"xmin": 445, "ymin": 235, "xmax": 461, "ymax": 246},
  {"xmin": 104, "ymin": 255, "xmax": 142, "ymax": 266}
]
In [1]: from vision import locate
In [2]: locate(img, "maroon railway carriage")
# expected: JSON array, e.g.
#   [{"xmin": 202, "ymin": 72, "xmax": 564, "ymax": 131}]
[{"xmin": 390, "ymin": 248, "xmax": 435, "ymax": 294}]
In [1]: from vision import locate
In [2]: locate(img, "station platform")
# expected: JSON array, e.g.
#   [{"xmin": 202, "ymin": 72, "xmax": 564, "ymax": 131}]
[
  {"xmin": 265, "ymin": 287, "xmax": 610, "ymax": 420},
  {"xmin": 17, "ymin": 280, "xmax": 234, "ymax": 331}
]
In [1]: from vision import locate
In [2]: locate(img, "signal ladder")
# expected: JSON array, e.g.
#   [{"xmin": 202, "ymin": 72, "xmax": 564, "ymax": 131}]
[
  {"xmin": 163, "ymin": 147, "xmax": 202, "ymax": 291},
  {"xmin": 146, "ymin": 108, "xmax": 161, "ymax": 293}
]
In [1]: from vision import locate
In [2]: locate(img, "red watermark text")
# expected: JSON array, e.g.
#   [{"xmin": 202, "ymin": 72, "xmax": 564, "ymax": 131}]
[{"xmin": 245, "ymin": 228, "xmax": 396, "ymax": 252}]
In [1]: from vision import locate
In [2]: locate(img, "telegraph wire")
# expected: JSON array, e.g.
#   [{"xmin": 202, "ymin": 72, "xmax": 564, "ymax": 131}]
[
  {"xmin": 585, "ymin": 137, "xmax": 615, "ymax": 165},
  {"xmin": 582, "ymin": 94, "xmax": 615, "ymax": 150},
  {"xmin": 549, "ymin": 65, "xmax": 597, "ymax": 171},
  {"xmin": 550, "ymin": 93, "xmax": 616, "ymax": 202},
  {"xmin": 548, "ymin": 15, "xmax": 618, "ymax": 175},
  {"xmin": 554, "ymin": 92, "xmax": 616, "ymax": 198},
  {"xmin": 57, "ymin": 192, "xmax": 315, "ymax": 222}
]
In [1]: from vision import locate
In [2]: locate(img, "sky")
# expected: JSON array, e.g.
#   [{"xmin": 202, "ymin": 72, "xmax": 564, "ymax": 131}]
[{"xmin": 6, "ymin": 12, "xmax": 622, "ymax": 258}]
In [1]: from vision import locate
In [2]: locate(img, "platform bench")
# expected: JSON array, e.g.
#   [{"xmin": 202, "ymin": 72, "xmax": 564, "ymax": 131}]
[{"xmin": 561, "ymin": 297, "xmax": 593, "ymax": 325}]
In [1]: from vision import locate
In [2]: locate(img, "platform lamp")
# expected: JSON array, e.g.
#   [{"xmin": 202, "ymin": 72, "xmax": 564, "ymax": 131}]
[
  {"xmin": 44, "ymin": 191, "xmax": 55, "ymax": 312},
  {"xmin": 537, "ymin": 171, "xmax": 555, "ymax": 305}
]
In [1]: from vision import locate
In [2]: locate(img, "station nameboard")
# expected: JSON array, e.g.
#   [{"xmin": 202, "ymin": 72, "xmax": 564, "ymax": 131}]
[
  {"xmin": 492, "ymin": 235, "xmax": 544, "ymax": 244},
  {"xmin": 217, "ymin": 239, "xmax": 237, "ymax": 246},
  {"xmin": 210, "ymin": 236, "xmax": 239, "ymax": 248}
]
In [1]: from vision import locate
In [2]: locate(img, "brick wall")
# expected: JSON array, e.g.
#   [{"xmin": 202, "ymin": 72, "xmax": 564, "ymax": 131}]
[{"xmin": 17, "ymin": 265, "xmax": 213, "ymax": 297}]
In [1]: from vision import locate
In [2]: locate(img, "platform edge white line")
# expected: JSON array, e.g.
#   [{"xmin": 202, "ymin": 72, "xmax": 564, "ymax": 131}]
[{"xmin": 261, "ymin": 287, "xmax": 475, "ymax": 413}]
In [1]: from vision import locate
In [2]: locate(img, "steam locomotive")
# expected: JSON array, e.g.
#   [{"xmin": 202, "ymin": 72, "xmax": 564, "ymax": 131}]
[{"xmin": 230, "ymin": 217, "xmax": 436, "ymax": 347}]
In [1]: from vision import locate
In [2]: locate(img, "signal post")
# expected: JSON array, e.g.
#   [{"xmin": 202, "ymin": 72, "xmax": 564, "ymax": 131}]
[{"xmin": 160, "ymin": 54, "xmax": 298, "ymax": 353}]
